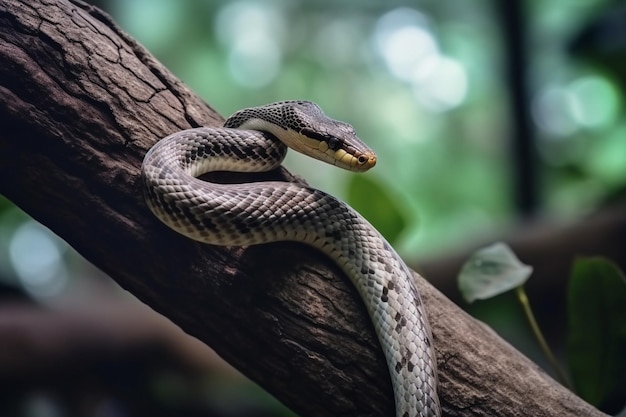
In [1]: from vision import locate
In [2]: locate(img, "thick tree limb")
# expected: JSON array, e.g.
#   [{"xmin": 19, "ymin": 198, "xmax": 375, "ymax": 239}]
[{"xmin": 0, "ymin": 1, "xmax": 605, "ymax": 416}]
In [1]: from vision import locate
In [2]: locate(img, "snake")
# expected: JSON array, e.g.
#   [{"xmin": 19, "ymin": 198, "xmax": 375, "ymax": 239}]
[{"xmin": 141, "ymin": 100, "xmax": 440, "ymax": 417}]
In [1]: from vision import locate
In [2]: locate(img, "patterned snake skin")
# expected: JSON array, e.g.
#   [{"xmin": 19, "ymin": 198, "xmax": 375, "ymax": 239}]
[{"xmin": 141, "ymin": 101, "xmax": 440, "ymax": 417}]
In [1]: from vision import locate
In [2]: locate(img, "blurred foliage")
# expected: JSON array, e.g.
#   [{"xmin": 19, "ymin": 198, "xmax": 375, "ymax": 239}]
[
  {"xmin": 87, "ymin": 0, "xmax": 625, "ymax": 259},
  {"xmin": 346, "ymin": 174, "xmax": 409, "ymax": 244},
  {"xmin": 459, "ymin": 245, "xmax": 626, "ymax": 415},
  {"xmin": 2, "ymin": 0, "xmax": 626, "ymax": 416},
  {"xmin": 459, "ymin": 243, "xmax": 571, "ymax": 388},
  {"xmin": 7, "ymin": 0, "xmax": 622, "ymax": 259},
  {"xmin": 567, "ymin": 258, "xmax": 626, "ymax": 414}
]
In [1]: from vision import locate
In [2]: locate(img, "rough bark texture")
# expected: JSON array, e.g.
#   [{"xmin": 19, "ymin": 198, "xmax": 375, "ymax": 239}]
[{"xmin": 0, "ymin": 1, "xmax": 606, "ymax": 416}]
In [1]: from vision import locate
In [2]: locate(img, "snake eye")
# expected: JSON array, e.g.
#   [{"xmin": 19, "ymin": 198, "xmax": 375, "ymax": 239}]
[
  {"xmin": 327, "ymin": 136, "xmax": 340, "ymax": 150},
  {"xmin": 357, "ymin": 155, "xmax": 368, "ymax": 165}
]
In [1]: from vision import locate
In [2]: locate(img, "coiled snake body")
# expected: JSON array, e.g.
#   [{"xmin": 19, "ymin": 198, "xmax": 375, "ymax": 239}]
[{"xmin": 141, "ymin": 101, "xmax": 440, "ymax": 417}]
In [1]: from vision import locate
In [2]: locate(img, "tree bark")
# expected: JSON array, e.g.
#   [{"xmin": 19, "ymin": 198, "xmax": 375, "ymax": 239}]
[{"xmin": 0, "ymin": 1, "xmax": 606, "ymax": 416}]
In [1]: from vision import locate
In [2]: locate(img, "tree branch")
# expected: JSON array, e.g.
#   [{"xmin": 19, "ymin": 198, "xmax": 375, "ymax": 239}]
[{"xmin": 0, "ymin": 1, "xmax": 605, "ymax": 416}]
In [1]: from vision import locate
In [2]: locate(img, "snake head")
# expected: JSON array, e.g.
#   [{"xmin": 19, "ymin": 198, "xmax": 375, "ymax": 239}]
[
  {"xmin": 252, "ymin": 101, "xmax": 378, "ymax": 172},
  {"xmin": 225, "ymin": 100, "xmax": 377, "ymax": 172}
]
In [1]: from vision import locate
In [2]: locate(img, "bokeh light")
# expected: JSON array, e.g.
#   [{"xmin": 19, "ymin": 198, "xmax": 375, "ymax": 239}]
[
  {"xmin": 568, "ymin": 75, "xmax": 620, "ymax": 129},
  {"xmin": 216, "ymin": 1, "xmax": 285, "ymax": 88},
  {"xmin": 374, "ymin": 7, "xmax": 468, "ymax": 112},
  {"xmin": 8, "ymin": 220, "xmax": 68, "ymax": 299},
  {"xmin": 532, "ymin": 85, "xmax": 579, "ymax": 137},
  {"xmin": 110, "ymin": 0, "xmax": 183, "ymax": 53},
  {"xmin": 532, "ymin": 75, "xmax": 621, "ymax": 138}
]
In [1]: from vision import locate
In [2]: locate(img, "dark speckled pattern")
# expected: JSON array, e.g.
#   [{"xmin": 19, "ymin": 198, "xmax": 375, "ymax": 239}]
[{"xmin": 141, "ymin": 101, "xmax": 440, "ymax": 417}]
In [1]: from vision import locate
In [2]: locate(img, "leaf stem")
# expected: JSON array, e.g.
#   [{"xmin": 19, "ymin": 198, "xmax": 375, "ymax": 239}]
[{"xmin": 515, "ymin": 285, "xmax": 573, "ymax": 390}]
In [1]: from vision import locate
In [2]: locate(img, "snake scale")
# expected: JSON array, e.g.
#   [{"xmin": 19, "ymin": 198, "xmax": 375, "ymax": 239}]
[{"xmin": 141, "ymin": 101, "xmax": 440, "ymax": 417}]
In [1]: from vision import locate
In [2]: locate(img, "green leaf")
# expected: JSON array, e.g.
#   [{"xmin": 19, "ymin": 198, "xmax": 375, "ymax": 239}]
[
  {"xmin": 567, "ymin": 257, "xmax": 626, "ymax": 414},
  {"xmin": 346, "ymin": 175, "xmax": 408, "ymax": 245},
  {"xmin": 458, "ymin": 242, "xmax": 533, "ymax": 303}
]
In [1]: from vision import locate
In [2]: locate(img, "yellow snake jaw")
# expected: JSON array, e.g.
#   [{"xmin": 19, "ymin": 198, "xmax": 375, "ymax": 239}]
[{"xmin": 141, "ymin": 102, "xmax": 441, "ymax": 417}]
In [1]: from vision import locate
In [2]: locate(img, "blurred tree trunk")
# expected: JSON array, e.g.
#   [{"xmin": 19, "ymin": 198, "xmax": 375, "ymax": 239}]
[{"xmin": 0, "ymin": 1, "xmax": 607, "ymax": 416}]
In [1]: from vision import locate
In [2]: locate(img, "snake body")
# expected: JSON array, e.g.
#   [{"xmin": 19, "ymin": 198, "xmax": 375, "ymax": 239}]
[{"xmin": 141, "ymin": 101, "xmax": 440, "ymax": 417}]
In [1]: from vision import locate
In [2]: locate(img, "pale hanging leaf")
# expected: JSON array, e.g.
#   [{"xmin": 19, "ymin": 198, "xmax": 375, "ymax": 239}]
[{"xmin": 458, "ymin": 242, "xmax": 533, "ymax": 303}]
